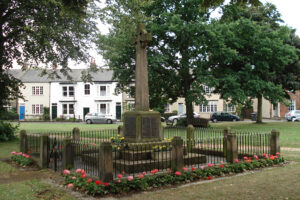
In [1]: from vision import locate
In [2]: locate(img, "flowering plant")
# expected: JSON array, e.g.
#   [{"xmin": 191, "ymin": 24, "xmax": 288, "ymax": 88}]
[
  {"xmin": 62, "ymin": 153, "xmax": 284, "ymax": 197},
  {"xmin": 11, "ymin": 151, "xmax": 32, "ymax": 166},
  {"xmin": 152, "ymin": 144, "xmax": 172, "ymax": 152}
]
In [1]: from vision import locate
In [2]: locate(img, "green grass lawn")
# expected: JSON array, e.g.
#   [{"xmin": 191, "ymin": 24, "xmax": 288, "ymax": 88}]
[{"xmin": 11, "ymin": 121, "xmax": 300, "ymax": 148}]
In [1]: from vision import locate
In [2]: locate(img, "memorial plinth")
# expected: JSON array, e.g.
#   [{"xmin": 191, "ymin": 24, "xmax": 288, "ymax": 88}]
[{"xmin": 123, "ymin": 111, "xmax": 163, "ymax": 143}]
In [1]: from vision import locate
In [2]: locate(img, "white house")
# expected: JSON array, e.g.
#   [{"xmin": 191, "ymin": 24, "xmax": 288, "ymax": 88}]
[
  {"xmin": 11, "ymin": 69, "xmax": 51, "ymax": 120},
  {"xmin": 49, "ymin": 69, "xmax": 123, "ymax": 121}
]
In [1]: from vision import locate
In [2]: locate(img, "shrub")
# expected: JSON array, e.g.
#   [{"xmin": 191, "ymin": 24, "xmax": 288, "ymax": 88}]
[
  {"xmin": 11, "ymin": 151, "xmax": 32, "ymax": 166},
  {"xmin": 42, "ymin": 107, "xmax": 50, "ymax": 120},
  {"xmin": 0, "ymin": 121, "xmax": 18, "ymax": 141},
  {"xmin": 62, "ymin": 154, "xmax": 285, "ymax": 197},
  {"xmin": 0, "ymin": 109, "xmax": 19, "ymax": 120}
]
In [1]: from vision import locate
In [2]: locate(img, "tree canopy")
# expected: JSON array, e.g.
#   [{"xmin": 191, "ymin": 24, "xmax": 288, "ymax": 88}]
[
  {"xmin": 0, "ymin": 0, "xmax": 98, "ymax": 112},
  {"xmin": 210, "ymin": 4, "xmax": 299, "ymax": 122},
  {"xmin": 98, "ymin": 0, "xmax": 263, "ymax": 122}
]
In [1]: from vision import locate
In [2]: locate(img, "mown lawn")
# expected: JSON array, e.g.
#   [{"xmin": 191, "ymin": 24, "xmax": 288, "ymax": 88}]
[{"xmin": 13, "ymin": 121, "xmax": 300, "ymax": 148}]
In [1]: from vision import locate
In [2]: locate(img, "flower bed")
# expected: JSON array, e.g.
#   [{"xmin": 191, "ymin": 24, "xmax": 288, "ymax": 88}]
[
  {"xmin": 11, "ymin": 151, "xmax": 32, "ymax": 166},
  {"xmin": 62, "ymin": 153, "xmax": 284, "ymax": 197}
]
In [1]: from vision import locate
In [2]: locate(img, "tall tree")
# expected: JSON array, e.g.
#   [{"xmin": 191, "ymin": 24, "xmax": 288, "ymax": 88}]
[
  {"xmin": 0, "ymin": 0, "xmax": 98, "ymax": 112},
  {"xmin": 210, "ymin": 12, "xmax": 298, "ymax": 123},
  {"xmin": 98, "ymin": 0, "xmax": 262, "ymax": 123}
]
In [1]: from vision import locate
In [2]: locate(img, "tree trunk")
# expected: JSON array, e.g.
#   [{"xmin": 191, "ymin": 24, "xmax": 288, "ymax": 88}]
[
  {"xmin": 256, "ymin": 95, "xmax": 263, "ymax": 123},
  {"xmin": 185, "ymin": 99, "xmax": 193, "ymax": 125}
]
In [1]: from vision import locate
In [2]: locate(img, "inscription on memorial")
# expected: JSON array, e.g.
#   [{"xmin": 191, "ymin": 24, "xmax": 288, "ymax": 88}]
[
  {"xmin": 124, "ymin": 117, "xmax": 136, "ymax": 138},
  {"xmin": 142, "ymin": 117, "xmax": 159, "ymax": 138}
]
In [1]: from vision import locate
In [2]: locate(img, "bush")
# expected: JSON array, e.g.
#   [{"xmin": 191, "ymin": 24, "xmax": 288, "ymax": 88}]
[
  {"xmin": 42, "ymin": 107, "xmax": 50, "ymax": 120},
  {"xmin": 0, "ymin": 121, "xmax": 18, "ymax": 141},
  {"xmin": 11, "ymin": 151, "xmax": 32, "ymax": 166},
  {"xmin": 0, "ymin": 109, "xmax": 19, "ymax": 120}
]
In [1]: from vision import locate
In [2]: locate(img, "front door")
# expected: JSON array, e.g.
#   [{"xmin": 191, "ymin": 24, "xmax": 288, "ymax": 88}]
[
  {"xmin": 19, "ymin": 105, "xmax": 25, "ymax": 121},
  {"xmin": 116, "ymin": 104, "xmax": 121, "ymax": 120},
  {"xmin": 178, "ymin": 103, "xmax": 184, "ymax": 114},
  {"xmin": 51, "ymin": 104, "xmax": 57, "ymax": 120},
  {"xmin": 83, "ymin": 107, "xmax": 90, "ymax": 121}
]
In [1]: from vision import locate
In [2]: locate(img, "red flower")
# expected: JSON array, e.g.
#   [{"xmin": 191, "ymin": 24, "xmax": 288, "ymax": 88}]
[
  {"xmin": 87, "ymin": 178, "xmax": 92, "ymax": 183},
  {"xmin": 168, "ymin": 169, "xmax": 172, "ymax": 173},
  {"xmin": 122, "ymin": 171, "xmax": 125, "ymax": 174},
  {"xmin": 81, "ymin": 170, "xmax": 86, "ymax": 175},
  {"xmin": 175, "ymin": 171, "xmax": 181, "ymax": 176},
  {"xmin": 117, "ymin": 174, "xmax": 122, "ymax": 179},
  {"xmin": 247, "ymin": 159, "xmax": 251, "ymax": 163},
  {"xmin": 243, "ymin": 156, "xmax": 248, "ymax": 160},
  {"xmin": 182, "ymin": 167, "xmax": 187, "ymax": 172},
  {"xmin": 138, "ymin": 174, "xmax": 144, "ymax": 179},
  {"xmin": 219, "ymin": 164, "xmax": 223, "ymax": 168},
  {"xmin": 276, "ymin": 152, "xmax": 280, "ymax": 156},
  {"xmin": 95, "ymin": 180, "xmax": 102, "ymax": 185},
  {"xmin": 81, "ymin": 174, "xmax": 86, "ymax": 179},
  {"xmin": 207, "ymin": 176, "xmax": 212, "ymax": 180},
  {"xmin": 104, "ymin": 182, "xmax": 109, "ymax": 187},
  {"xmin": 234, "ymin": 159, "xmax": 239, "ymax": 163},
  {"xmin": 59, "ymin": 145, "xmax": 62, "ymax": 150},
  {"xmin": 191, "ymin": 167, "xmax": 195, "ymax": 171},
  {"xmin": 270, "ymin": 155, "xmax": 275, "ymax": 160}
]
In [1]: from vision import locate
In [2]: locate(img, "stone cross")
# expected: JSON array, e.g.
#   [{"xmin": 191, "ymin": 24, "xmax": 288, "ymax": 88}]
[{"xmin": 131, "ymin": 23, "xmax": 152, "ymax": 111}]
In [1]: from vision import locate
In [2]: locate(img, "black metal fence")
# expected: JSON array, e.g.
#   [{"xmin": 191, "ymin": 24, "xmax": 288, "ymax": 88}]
[{"xmin": 25, "ymin": 127, "xmax": 272, "ymax": 178}]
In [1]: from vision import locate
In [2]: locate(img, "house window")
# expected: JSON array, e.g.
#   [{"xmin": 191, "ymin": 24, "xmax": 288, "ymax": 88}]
[
  {"xmin": 199, "ymin": 101, "xmax": 218, "ymax": 113},
  {"xmin": 84, "ymin": 84, "xmax": 90, "ymax": 95},
  {"xmin": 289, "ymin": 100, "xmax": 296, "ymax": 111},
  {"xmin": 100, "ymin": 86, "xmax": 106, "ymax": 96},
  {"xmin": 32, "ymin": 104, "xmax": 43, "ymax": 114},
  {"xmin": 69, "ymin": 104, "xmax": 74, "ymax": 114},
  {"xmin": 63, "ymin": 87, "xmax": 68, "ymax": 96},
  {"xmin": 32, "ymin": 86, "xmax": 43, "ymax": 95},
  {"xmin": 98, "ymin": 85, "xmax": 110, "ymax": 96},
  {"xmin": 69, "ymin": 86, "xmax": 74, "ymax": 97},
  {"xmin": 62, "ymin": 103, "xmax": 74, "ymax": 114},
  {"xmin": 203, "ymin": 86, "xmax": 212, "ymax": 94},
  {"xmin": 63, "ymin": 104, "xmax": 68, "ymax": 114},
  {"xmin": 62, "ymin": 86, "xmax": 75, "ymax": 97},
  {"xmin": 97, "ymin": 103, "xmax": 110, "ymax": 114},
  {"xmin": 225, "ymin": 104, "xmax": 235, "ymax": 112}
]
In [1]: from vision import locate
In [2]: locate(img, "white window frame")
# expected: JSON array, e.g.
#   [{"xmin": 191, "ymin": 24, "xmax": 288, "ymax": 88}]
[
  {"xmin": 32, "ymin": 86, "xmax": 43, "ymax": 95},
  {"xmin": 226, "ymin": 104, "xmax": 235, "ymax": 112},
  {"xmin": 203, "ymin": 86, "xmax": 213, "ymax": 94},
  {"xmin": 62, "ymin": 103, "xmax": 74, "ymax": 114},
  {"xmin": 289, "ymin": 100, "xmax": 296, "ymax": 111},
  {"xmin": 84, "ymin": 84, "xmax": 90, "ymax": 95},
  {"xmin": 199, "ymin": 101, "xmax": 218, "ymax": 113},
  {"xmin": 97, "ymin": 85, "xmax": 110, "ymax": 96},
  {"xmin": 62, "ymin": 86, "xmax": 75, "ymax": 97},
  {"xmin": 97, "ymin": 103, "xmax": 110, "ymax": 114},
  {"xmin": 32, "ymin": 104, "xmax": 43, "ymax": 115}
]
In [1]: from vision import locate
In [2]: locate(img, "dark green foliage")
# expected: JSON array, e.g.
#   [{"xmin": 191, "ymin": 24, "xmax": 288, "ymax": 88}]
[
  {"xmin": 98, "ymin": 0, "xmax": 262, "ymax": 124},
  {"xmin": 63, "ymin": 156, "xmax": 284, "ymax": 197},
  {"xmin": 0, "ymin": 109, "xmax": 19, "ymax": 120},
  {"xmin": 42, "ymin": 107, "xmax": 50, "ymax": 121},
  {"xmin": 0, "ymin": 121, "xmax": 18, "ymax": 141},
  {"xmin": 0, "ymin": 0, "xmax": 98, "ymax": 112}
]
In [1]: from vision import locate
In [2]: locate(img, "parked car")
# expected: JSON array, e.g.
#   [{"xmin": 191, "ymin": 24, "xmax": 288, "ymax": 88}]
[
  {"xmin": 161, "ymin": 117, "xmax": 166, "ymax": 122},
  {"xmin": 285, "ymin": 110, "xmax": 300, "ymax": 121},
  {"xmin": 168, "ymin": 112, "xmax": 200, "ymax": 123},
  {"xmin": 210, "ymin": 112, "xmax": 240, "ymax": 122},
  {"xmin": 85, "ymin": 113, "xmax": 116, "ymax": 124}
]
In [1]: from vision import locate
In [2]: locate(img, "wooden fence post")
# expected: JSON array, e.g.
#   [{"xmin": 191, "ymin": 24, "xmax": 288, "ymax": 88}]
[
  {"xmin": 99, "ymin": 142, "xmax": 113, "ymax": 182},
  {"xmin": 62, "ymin": 136, "xmax": 74, "ymax": 170},
  {"xmin": 270, "ymin": 129, "xmax": 280, "ymax": 155},
  {"xmin": 72, "ymin": 127, "xmax": 80, "ymax": 141},
  {"xmin": 223, "ymin": 127, "xmax": 231, "ymax": 157},
  {"xmin": 40, "ymin": 133, "xmax": 49, "ymax": 168},
  {"xmin": 171, "ymin": 136, "xmax": 184, "ymax": 172},
  {"xmin": 20, "ymin": 130, "xmax": 28, "ymax": 153},
  {"xmin": 226, "ymin": 133, "xmax": 238, "ymax": 163},
  {"xmin": 187, "ymin": 125, "xmax": 195, "ymax": 154}
]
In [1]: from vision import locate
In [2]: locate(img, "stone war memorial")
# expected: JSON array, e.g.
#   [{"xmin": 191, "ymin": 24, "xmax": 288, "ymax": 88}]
[{"xmin": 122, "ymin": 23, "xmax": 163, "ymax": 143}]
